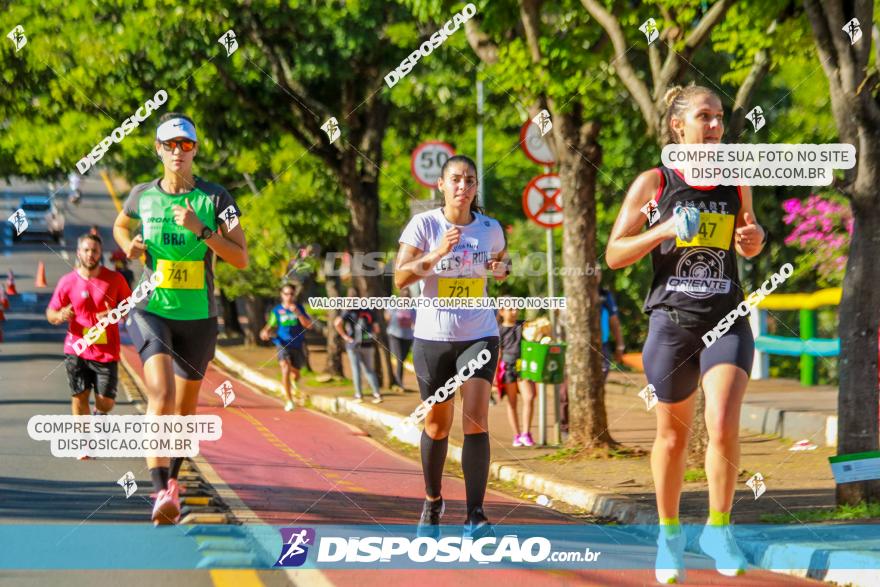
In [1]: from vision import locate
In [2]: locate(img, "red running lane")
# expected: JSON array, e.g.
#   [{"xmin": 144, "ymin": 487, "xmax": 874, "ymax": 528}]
[{"xmin": 121, "ymin": 346, "xmax": 821, "ymax": 586}]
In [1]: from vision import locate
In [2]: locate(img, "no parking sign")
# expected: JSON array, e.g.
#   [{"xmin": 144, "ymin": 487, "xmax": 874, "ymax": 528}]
[{"xmin": 522, "ymin": 174, "xmax": 563, "ymax": 228}]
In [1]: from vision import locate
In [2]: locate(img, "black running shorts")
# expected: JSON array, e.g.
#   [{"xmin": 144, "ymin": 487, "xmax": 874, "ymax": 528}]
[
  {"xmin": 642, "ymin": 309, "xmax": 754, "ymax": 403},
  {"xmin": 64, "ymin": 355, "xmax": 118, "ymax": 398},
  {"xmin": 126, "ymin": 309, "xmax": 218, "ymax": 381},
  {"xmin": 412, "ymin": 336, "xmax": 499, "ymax": 403}
]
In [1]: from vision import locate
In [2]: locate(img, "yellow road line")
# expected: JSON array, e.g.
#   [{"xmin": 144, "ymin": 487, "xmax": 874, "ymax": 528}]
[
  {"xmin": 100, "ymin": 170, "xmax": 122, "ymax": 213},
  {"xmin": 230, "ymin": 406, "xmax": 370, "ymax": 493},
  {"xmin": 210, "ymin": 570, "xmax": 264, "ymax": 587}
]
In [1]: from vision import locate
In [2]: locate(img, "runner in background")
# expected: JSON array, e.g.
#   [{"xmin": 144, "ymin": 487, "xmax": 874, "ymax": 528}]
[
  {"xmin": 113, "ymin": 112, "xmax": 248, "ymax": 526},
  {"xmin": 334, "ymin": 286, "xmax": 383, "ymax": 404},
  {"xmin": 68, "ymin": 171, "xmax": 82, "ymax": 205},
  {"xmin": 260, "ymin": 283, "xmax": 313, "ymax": 411},
  {"xmin": 110, "ymin": 250, "xmax": 135, "ymax": 289},
  {"xmin": 46, "ymin": 233, "xmax": 132, "ymax": 459},
  {"xmin": 385, "ymin": 287, "xmax": 416, "ymax": 393},
  {"xmin": 497, "ymin": 306, "xmax": 536, "ymax": 447},
  {"xmin": 597, "ymin": 266, "xmax": 626, "ymax": 380}
]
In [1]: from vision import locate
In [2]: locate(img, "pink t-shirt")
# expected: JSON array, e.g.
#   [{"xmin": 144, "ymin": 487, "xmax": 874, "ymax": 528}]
[{"xmin": 48, "ymin": 267, "xmax": 133, "ymax": 362}]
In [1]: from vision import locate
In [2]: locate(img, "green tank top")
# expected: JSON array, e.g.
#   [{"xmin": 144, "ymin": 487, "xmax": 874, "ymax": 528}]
[{"xmin": 122, "ymin": 177, "xmax": 240, "ymax": 320}]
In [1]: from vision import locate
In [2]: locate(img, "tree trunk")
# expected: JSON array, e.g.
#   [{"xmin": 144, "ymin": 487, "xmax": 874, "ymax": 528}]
[
  {"xmin": 552, "ymin": 105, "xmax": 617, "ymax": 450},
  {"xmin": 836, "ymin": 203, "xmax": 880, "ymax": 504},
  {"xmin": 688, "ymin": 389, "xmax": 708, "ymax": 468},
  {"xmin": 803, "ymin": 0, "xmax": 880, "ymax": 505},
  {"xmin": 242, "ymin": 295, "xmax": 268, "ymax": 347},
  {"xmin": 219, "ymin": 289, "xmax": 244, "ymax": 339},
  {"xmin": 324, "ymin": 274, "xmax": 345, "ymax": 378}
]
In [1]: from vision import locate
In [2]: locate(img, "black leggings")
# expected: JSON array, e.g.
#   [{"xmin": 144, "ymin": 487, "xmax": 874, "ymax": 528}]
[{"xmin": 388, "ymin": 335, "xmax": 413, "ymax": 387}]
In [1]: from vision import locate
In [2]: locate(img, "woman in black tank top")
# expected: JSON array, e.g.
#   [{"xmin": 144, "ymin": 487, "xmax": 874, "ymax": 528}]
[{"xmin": 606, "ymin": 85, "xmax": 767, "ymax": 583}]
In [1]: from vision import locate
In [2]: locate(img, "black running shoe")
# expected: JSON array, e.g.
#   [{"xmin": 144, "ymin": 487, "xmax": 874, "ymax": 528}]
[
  {"xmin": 463, "ymin": 506, "xmax": 495, "ymax": 539},
  {"xmin": 417, "ymin": 497, "xmax": 445, "ymax": 538}
]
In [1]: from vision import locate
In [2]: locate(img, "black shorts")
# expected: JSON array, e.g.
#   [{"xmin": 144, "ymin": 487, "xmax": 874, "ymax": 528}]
[
  {"xmin": 412, "ymin": 336, "xmax": 499, "ymax": 403},
  {"xmin": 126, "ymin": 309, "xmax": 218, "ymax": 381},
  {"xmin": 642, "ymin": 309, "xmax": 754, "ymax": 404},
  {"xmin": 64, "ymin": 355, "xmax": 118, "ymax": 399},
  {"xmin": 277, "ymin": 344, "xmax": 305, "ymax": 369}
]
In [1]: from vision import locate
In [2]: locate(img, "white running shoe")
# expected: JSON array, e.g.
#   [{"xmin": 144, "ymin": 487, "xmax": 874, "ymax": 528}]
[
  {"xmin": 284, "ymin": 400, "xmax": 295, "ymax": 412},
  {"xmin": 698, "ymin": 525, "xmax": 747, "ymax": 577},
  {"xmin": 655, "ymin": 531, "xmax": 686, "ymax": 584}
]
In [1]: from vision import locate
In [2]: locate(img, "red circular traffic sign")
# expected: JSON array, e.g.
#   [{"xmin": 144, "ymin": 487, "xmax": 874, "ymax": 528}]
[
  {"xmin": 522, "ymin": 173, "xmax": 563, "ymax": 228},
  {"xmin": 520, "ymin": 120, "xmax": 556, "ymax": 166},
  {"xmin": 411, "ymin": 141, "xmax": 455, "ymax": 188}
]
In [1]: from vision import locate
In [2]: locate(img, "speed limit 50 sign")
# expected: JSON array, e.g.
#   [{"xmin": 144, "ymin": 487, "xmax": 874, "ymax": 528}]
[{"xmin": 411, "ymin": 141, "xmax": 455, "ymax": 188}]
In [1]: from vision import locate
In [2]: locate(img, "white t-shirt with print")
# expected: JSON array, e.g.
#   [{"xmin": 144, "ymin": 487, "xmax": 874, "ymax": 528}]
[{"xmin": 399, "ymin": 207, "xmax": 506, "ymax": 341}]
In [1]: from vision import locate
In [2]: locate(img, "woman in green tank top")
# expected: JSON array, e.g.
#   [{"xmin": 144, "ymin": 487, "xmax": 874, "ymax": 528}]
[{"xmin": 112, "ymin": 112, "xmax": 248, "ymax": 526}]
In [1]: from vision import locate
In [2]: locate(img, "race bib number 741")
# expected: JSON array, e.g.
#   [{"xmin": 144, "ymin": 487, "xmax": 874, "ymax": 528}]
[{"xmin": 155, "ymin": 259, "xmax": 205, "ymax": 290}]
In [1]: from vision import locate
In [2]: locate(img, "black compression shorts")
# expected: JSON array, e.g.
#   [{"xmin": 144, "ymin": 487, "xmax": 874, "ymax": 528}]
[
  {"xmin": 642, "ymin": 309, "xmax": 754, "ymax": 403},
  {"xmin": 412, "ymin": 336, "xmax": 499, "ymax": 403},
  {"xmin": 126, "ymin": 309, "xmax": 218, "ymax": 381}
]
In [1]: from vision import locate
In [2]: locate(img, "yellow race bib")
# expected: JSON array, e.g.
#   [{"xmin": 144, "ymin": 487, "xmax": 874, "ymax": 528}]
[
  {"xmin": 676, "ymin": 212, "xmax": 735, "ymax": 249},
  {"xmin": 155, "ymin": 259, "xmax": 205, "ymax": 290},
  {"xmin": 437, "ymin": 277, "xmax": 484, "ymax": 298},
  {"xmin": 84, "ymin": 326, "xmax": 108, "ymax": 345}
]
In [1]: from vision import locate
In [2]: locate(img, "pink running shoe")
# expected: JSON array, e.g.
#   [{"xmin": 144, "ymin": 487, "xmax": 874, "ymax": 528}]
[
  {"xmin": 152, "ymin": 479, "xmax": 181, "ymax": 526},
  {"xmin": 520, "ymin": 432, "xmax": 535, "ymax": 447},
  {"xmin": 513, "ymin": 434, "xmax": 524, "ymax": 447}
]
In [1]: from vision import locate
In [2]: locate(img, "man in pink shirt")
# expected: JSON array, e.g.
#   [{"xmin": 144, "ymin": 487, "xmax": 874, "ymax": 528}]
[{"xmin": 46, "ymin": 233, "xmax": 132, "ymax": 421}]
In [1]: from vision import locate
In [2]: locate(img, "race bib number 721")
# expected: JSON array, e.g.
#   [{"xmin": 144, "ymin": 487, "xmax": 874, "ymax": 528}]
[
  {"xmin": 437, "ymin": 278, "xmax": 483, "ymax": 298},
  {"xmin": 155, "ymin": 259, "xmax": 205, "ymax": 290},
  {"xmin": 676, "ymin": 212, "xmax": 735, "ymax": 249}
]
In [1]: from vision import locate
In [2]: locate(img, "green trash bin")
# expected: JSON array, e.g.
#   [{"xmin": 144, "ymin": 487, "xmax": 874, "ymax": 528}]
[{"xmin": 519, "ymin": 341, "xmax": 567, "ymax": 384}]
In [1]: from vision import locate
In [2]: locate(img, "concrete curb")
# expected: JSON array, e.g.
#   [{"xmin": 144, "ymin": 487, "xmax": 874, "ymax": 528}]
[
  {"xmin": 212, "ymin": 349, "xmax": 658, "ymax": 525},
  {"xmin": 740, "ymin": 402, "xmax": 837, "ymax": 447},
  {"xmin": 736, "ymin": 526, "xmax": 880, "ymax": 586}
]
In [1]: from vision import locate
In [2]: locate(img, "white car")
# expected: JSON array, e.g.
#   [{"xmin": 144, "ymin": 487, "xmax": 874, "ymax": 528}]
[{"xmin": 13, "ymin": 196, "xmax": 64, "ymax": 243}]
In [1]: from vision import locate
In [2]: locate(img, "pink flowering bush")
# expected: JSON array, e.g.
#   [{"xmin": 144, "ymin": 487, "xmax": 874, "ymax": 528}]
[{"xmin": 782, "ymin": 194, "xmax": 852, "ymax": 286}]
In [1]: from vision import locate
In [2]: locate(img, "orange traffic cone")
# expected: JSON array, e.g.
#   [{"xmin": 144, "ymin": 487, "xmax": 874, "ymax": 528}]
[
  {"xmin": 5, "ymin": 270, "xmax": 17, "ymax": 295},
  {"xmin": 35, "ymin": 261, "xmax": 47, "ymax": 288}
]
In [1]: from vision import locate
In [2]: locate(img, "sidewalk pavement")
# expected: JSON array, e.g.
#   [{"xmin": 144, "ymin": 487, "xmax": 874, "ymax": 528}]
[{"xmin": 211, "ymin": 339, "xmax": 876, "ymax": 585}]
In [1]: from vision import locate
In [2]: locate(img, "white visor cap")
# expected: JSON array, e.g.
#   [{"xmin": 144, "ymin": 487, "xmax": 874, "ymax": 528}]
[{"xmin": 156, "ymin": 118, "xmax": 198, "ymax": 142}]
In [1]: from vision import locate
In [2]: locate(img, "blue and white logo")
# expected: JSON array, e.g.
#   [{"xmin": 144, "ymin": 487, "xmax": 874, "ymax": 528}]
[{"xmin": 275, "ymin": 527, "xmax": 315, "ymax": 567}]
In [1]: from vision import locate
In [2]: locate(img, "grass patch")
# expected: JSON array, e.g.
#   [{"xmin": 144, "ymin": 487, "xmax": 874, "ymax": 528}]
[
  {"xmin": 540, "ymin": 447, "xmax": 582, "ymax": 462},
  {"xmin": 759, "ymin": 501, "xmax": 880, "ymax": 524},
  {"xmin": 684, "ymin": 468, "xmax": 707, "ymax": 483},
  {"xmin": 539, "ymin": 445, "xmax": 647, "ymax": 462}
]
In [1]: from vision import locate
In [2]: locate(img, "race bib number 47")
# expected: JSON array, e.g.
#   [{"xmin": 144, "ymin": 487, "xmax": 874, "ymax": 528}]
[
  {"xmin": 155, "ymin": 259, "xmax": 205, "ymax": 290},
  {"xmin": 437, "ymin": 277, "xmax": 483, "ymax": 298},
  {"xmin": 676, "ymin": 212, "xmax": 735, "ymax": 249}
]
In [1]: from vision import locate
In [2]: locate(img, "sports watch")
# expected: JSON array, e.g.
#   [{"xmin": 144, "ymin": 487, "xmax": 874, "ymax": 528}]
[{"xmin": 196, "ymin": 225, "xmax": 214, "ymax": 241}]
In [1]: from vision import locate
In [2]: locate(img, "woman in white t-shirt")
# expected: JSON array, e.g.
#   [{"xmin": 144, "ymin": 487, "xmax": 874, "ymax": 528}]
[{"xmin": 395, "ymin": 155, "xmax": 509, "ymax": 539}]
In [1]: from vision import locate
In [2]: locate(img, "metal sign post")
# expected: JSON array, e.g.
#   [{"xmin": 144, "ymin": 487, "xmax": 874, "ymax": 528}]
[{"xmin": 520, "ymin": 120, "xmax": 561, "ymax": 446}]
